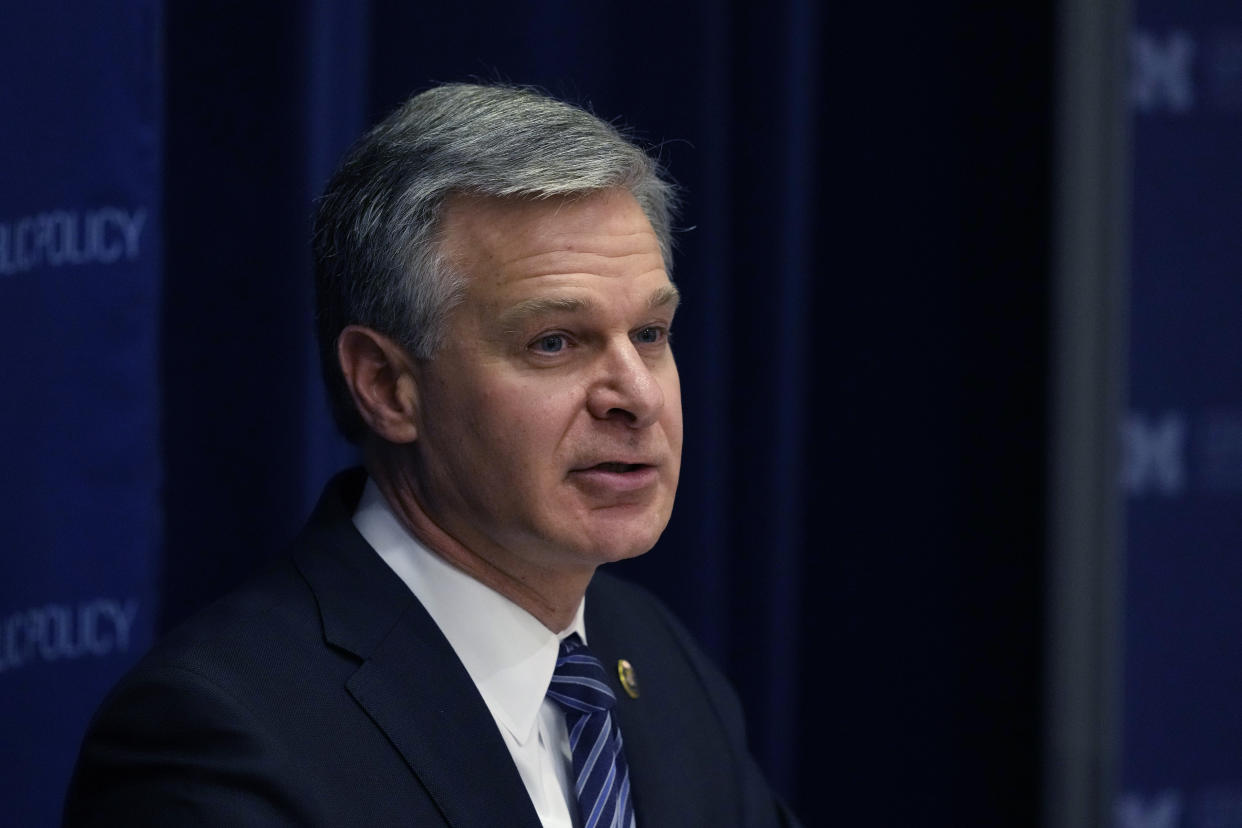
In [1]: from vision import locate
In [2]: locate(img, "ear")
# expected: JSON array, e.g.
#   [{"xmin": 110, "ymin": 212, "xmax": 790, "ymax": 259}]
[{"xmin": 337, "ymin": 325, "xmax": 420, "ymax": 444}]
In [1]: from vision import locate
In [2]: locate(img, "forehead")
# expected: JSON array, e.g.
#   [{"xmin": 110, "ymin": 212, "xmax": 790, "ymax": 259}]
[{"xmin": 438, "ymin": 189, "xmax": 667, "ymax": 290}]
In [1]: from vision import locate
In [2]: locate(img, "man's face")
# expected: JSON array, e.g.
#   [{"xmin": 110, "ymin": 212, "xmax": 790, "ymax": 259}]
[{"xmin": 407, "ymin": 188, "xmax": 682, "ymax": 578}]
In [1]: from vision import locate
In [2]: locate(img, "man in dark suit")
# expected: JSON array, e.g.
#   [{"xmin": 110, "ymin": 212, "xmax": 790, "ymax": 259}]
[{"xmin": 66, "ymin": 84, "xmax": 798, "ymax": 827}]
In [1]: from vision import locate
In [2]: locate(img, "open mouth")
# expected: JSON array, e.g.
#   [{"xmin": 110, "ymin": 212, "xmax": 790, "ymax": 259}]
[
  {"xmin": 570, "ymin": 461, "xmax": 659, "ymax": 494},
  {"xmin": 589, "ymin": 462, "xmax": 648, "ymax": 473}
]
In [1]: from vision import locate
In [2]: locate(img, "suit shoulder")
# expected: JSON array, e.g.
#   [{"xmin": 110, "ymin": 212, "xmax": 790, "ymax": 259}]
[
  {"xmin": 145, "ymin": 559, "xmax": 317, "ymax": 666},
  {"xmin": 93, "ymin": 554, "xmax": 344, "ymax": 733}
]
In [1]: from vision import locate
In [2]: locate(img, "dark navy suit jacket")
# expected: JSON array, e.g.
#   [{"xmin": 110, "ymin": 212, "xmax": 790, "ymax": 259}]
[{"xmin": 65, "ymin": 469, "xmax": 798, "ymax": 826}]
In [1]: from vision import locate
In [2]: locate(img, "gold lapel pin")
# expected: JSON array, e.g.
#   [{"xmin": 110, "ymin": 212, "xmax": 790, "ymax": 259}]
[{"xmin": 616, "ymin": 659, "xmax": 640, "ymax": 699}]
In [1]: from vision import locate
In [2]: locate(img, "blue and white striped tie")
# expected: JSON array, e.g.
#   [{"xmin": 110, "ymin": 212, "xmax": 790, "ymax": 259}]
[{"xmin": 546, "ymin": 634, "xmax": 636, "ymax": 828}]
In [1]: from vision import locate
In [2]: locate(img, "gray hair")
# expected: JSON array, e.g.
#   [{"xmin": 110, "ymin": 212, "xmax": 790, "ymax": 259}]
[{"xmin": 313, "ymin": 83, "xmax": 678, "ymax": 442}]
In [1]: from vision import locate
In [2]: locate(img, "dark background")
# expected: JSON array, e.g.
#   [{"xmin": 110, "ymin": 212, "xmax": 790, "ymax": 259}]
[{"xmin": 162, "ymin": 1, "xmax": 1051, "ymax": 822}]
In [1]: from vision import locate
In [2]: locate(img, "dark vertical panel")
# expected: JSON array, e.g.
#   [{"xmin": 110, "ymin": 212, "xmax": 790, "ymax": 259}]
[
  {"xmin": 1044, "ymin": 0, "xmax": 1128, "ymax": 823},
  {"xmin": 161, "ymin": 0, "xmax": 361, "ymax": 630},
  {"xmin": 801, "ymin": 1, "xmax": 1051, "ymax": 822},
  {"xmin": 804, "ymin": 1, "xmax": 966, "ymax": 818},
  {"xmin": 951, "ymin": 4, "xmax": 1052, "ymax": 822}
]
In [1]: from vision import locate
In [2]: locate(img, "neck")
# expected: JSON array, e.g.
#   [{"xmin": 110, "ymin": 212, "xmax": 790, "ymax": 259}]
[{"xmin": 366, "ymin": 448, "xmax": 592, "ymax": 632}]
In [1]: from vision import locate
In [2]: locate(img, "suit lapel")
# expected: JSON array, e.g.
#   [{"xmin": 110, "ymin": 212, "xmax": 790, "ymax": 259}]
[
  {"xmin": 293, "ymin": 471, "xmax": 542, "ymax": 828},
  {"xmin": 345, "ymin": 600, "xmax": 542, "ymax": 828}
]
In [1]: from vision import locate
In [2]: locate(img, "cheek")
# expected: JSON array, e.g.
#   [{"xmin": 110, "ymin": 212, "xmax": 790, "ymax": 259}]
[
  {"xmin": 476, "ymin": 380, "xmax": 581, "ymax": 458},
  {"xmin": 661, "ymin": 370, "xmax": 684, "ymax": 445}
]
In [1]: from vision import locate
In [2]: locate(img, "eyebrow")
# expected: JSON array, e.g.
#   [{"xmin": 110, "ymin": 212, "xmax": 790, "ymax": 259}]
[
  {"xmin": 648, "ymin": 284, "xmax": 681, "ymax": 312},
  {"xmin": 497, "ymin": 296, "xmax": 590, "ymax": 331},
  {"xmin": 498, "ymin": 284, "xmax": 681, "ymax": 330}
]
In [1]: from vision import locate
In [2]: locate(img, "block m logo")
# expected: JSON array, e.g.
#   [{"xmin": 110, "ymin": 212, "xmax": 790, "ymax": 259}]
[
  {"xmin": 1131, "ymin": 31, "xmax": 1196, "ymax": 113},
  {"xmin": 1123, "ymin": 411, "xmax": 1187, "ymax": 496},
  {"xmin": 1115, "ymin": 791, "xmax": 1182, "ymax": 828}
]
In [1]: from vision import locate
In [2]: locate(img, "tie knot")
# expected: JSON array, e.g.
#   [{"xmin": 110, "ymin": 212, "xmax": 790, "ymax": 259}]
[{"xmin": 547, "ymin": 634, "xmax": 617, "ymax": 715}]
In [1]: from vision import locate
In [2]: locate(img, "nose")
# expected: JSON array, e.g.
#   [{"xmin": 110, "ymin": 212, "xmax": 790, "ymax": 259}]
[{"xmin": 586, "ymin": 337, "xmax": 665, "ymax": 428}]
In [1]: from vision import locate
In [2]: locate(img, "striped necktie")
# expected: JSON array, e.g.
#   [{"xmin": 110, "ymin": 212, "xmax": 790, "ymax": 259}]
[{"xmin": 546, "ymin": 634, "xmax": 636, "ymax": 828}]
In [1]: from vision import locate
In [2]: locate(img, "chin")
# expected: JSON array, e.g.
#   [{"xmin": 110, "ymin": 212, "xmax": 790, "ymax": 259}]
[
  {"xmin": 596, "ymin": 539, "xmax": 655, "ymax": 565},
  {"xmin": 583, "ymin": 515, "xmax": 670, "ymax": 564}
]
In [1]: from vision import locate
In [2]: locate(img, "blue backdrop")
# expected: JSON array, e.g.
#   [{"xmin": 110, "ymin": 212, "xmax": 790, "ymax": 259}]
[
  {"xmin": 3, "ymin": 2, "xmax": 1064, "ymax": 824},
  {"xmin": 1118, "ymin": 1, "xmax": 1242, "ymax": 826},
  {"xmin": 0, "ymin": 3, "xmax": 162, "ymax": 825}
]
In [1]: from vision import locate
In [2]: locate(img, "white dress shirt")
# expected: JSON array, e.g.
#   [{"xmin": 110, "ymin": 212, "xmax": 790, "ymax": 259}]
[{"xmin": 352, "ymin": 479, "xmax": 583, "ymax": 828}]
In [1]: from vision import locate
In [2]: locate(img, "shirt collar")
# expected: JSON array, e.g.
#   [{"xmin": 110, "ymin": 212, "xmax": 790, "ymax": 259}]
[{"xmin": 352, "ymin": 478, "xmax": 586, "ymax": 746}]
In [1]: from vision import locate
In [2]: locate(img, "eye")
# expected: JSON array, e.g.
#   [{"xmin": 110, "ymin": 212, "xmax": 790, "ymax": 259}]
[
  {"xmin": 634, "ymin": 326, "xmax": 667, "ymax": 345},
  {"xmin": 531, "ymin": 333, "xmax": 567, "ymax": 354}
]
